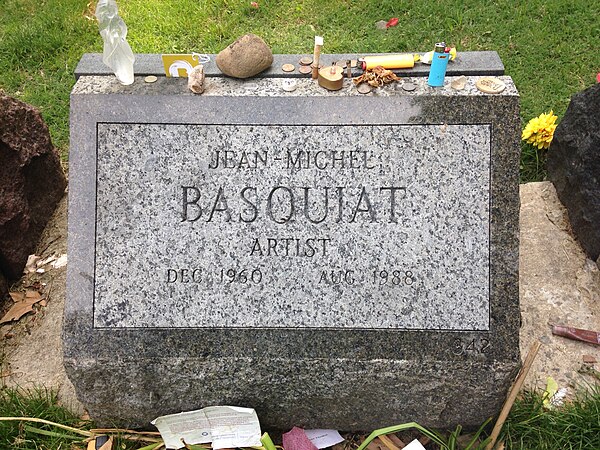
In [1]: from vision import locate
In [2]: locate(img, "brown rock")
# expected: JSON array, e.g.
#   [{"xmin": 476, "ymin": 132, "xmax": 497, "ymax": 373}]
[
  {"xmin": 216, "ymin": 34, "xmax": 273, "ymax": 79},
  {"xmin": 0, "ymin": 94, "xmax": 67, "ymax": 279}
]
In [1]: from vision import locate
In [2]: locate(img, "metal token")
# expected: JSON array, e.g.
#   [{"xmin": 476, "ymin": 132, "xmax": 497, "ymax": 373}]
[
  {"xmin": 282, "ymin": 64, "xmax": 295, "ymax": 72},
  {"xmin": 144, "ymin": 75, "xmax": 158, "ymax": 83},
  {"xmin": 402, "ymin": 82, "xmax": 416, "ymax": 92},
  {"xmin": 298, "ymin": 65, "xmax": 312, "ymax": 75},
  {"xmin": 336, "ymin": 60, "xmax": 347, "ymax": 68},
  {"xmin": 357, "ymin": 83, "xmax": 372, "ymax": 94},
  {"xmin": 299, "ymin": 56, "xmax": 313, "ymax": 66},
  {"xmin": 350, "ymin": 59, "xmax": 358, "ymax": 68}
]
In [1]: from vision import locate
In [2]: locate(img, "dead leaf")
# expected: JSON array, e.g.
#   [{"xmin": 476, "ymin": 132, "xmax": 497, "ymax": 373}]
[
  {"xmin": 25, "ymin": 290, "xmax": 40, "ymax": 299},
  {"xmin": 9, "ymin": 292, "xmax": 25, "ymax": 302},
  {"xmin": 0, "ymin": 290, "xmax": 44, "ymax": 324}
]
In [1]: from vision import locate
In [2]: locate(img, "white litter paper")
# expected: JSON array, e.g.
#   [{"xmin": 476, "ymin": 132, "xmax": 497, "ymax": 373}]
[
  {"xmin": 152, "ymin": 406, "xmax": 262, "ymax": 449},
  {"xmin": 404, "ymin": 439, "xmax": 426, "ymax": 450},
  {"xmin": 304, "ymin": 429, "xmax": 345, "ymax": 449}
]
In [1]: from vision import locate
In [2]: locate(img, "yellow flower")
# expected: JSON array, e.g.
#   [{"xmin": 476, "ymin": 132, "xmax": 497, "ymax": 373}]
[{"xmin": 522, "ymin": 111, "xmax": 558, "ymax": 150}]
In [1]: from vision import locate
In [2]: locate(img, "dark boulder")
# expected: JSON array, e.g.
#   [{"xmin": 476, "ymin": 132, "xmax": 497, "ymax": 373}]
[
  {"xmin": 0, "ymin": 94, "xmax": 67, "ymax": 280},
  {"xmin": 0, "ymin": 271, "xmax": 7, "ymax": 303},
  {"xmin": 547, "ymin": 84, "xmax": 600, "ymax": 261}
]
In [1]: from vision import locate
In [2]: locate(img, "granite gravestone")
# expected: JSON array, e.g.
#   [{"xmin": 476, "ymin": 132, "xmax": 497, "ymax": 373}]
[{"xmin": 65, "ymin": 53, "xmax": 521, "ymax": 429}]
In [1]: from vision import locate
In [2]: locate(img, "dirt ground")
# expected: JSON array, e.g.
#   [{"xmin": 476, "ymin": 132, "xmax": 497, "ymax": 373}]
[{"xmin": 0, "ymin": 181, "xmax": 599, "ymax": 417}]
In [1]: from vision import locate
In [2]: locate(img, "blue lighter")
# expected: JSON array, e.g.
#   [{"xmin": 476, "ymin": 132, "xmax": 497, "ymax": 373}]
[{"xmin": 427, "ymin": 42, "xmax": 450, "ymax": 87}]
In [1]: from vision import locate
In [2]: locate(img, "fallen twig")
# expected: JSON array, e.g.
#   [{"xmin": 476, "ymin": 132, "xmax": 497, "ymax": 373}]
[
  {"xmin": 91, "ymin": 428, "xmax": 161, "ymax": 436},
  {"xmin": 485, "ymin": 340, "xmax": 542, "ymax": 450}
]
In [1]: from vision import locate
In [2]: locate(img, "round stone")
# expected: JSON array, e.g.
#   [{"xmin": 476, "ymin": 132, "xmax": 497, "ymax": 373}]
[
  {"xmin": 282, "ymin": 80, "xmax": 297, "ymax": 92},
  {"xmin": 298, "ymin": 65, "xmax": 312, "ymax": 75},
  {"xmin": 299, "ymin": 56, "xmax": 313, "ymax": 66},
  {"xmin": 144, "ymin": 75, "xmax": 158, "ymax": 83},
  {"xmin": 476, "ymin": 77, "xmax": 506, "ymax": 94},
  {"xmin": 282, "ymin": 64, "xmax": 295, "ymax": 72},
  {"xmin": 402, "ymin": 82, "xmax": 416, "ymax": 92},
  {"xmin": 357, "ymin": 83, "xmax": 372, "ymax": 94}
]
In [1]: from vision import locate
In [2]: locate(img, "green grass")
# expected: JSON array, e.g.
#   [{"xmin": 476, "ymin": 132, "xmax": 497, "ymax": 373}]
[
  {"xmin": 0, "ymin": 387, "xmax": 159, "ymax": 449},
  {"xmin": 501, "ymin": 386, "xmax": 600, "ymax": 449},
  {"xmin": 0, "ymin": 387, "xmax": 87, "ymax": 449},
  {"xmin": 0, "ymin": 0, "xmax": 599, "ymax": 179}
]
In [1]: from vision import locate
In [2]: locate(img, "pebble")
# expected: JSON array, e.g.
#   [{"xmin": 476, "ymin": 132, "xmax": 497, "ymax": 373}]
[
  {"xmin": 375, "ymin": 20, "xmax": 388, "ymax": 30},
  {"xmin": 282, "ymin": 80, "xmax": 297, "ymax": 92},
  {"xmin": 451, "ymin": 76, "xmax": 468, "ymax": 90},
  {"xmin": 187, "ymin": 65, "xmax": 205, "ymax": 94}
]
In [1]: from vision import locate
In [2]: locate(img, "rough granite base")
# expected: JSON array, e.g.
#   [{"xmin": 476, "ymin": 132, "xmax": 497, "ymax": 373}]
[
  {"xmin": 66, "ymin": 62, "xmax": 521, "ymax": 430},
  {"xmin": 64, "ymin": 357, "xmax": 517, "ymax": 430}
]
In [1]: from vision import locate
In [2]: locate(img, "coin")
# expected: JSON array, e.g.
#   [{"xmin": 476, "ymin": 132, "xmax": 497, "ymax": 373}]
[
  {"xmin": 476, "ymin": 77, "xmax": 506, "ymax": 94},
  {"xmin": 357, "ymin": 83, "xmax": 372, "ymax": 94},
  {"xmin": 282, "ymin": 64, "xmax": 295, "ymax": 72},
  {"xmin": 298, "ymin": 65, "xmax": 312, "ymax": 75},
  {"xmin": 144, "ymin": 75, "xmax": 158, "ymax": 83},
  {"xmin": 335, "ymin": 60, "xmax": 347, "ymax": 68},
  {"xmin": 299, "ymin": 56, "xmax": 313, "ymax": 66},
  {"xmin": 402, "ymin": 82, "xmax": 416, "ymax": 92},
  {"xmin": 350, "ymin": 59, "xmax": 358, "ymax": 68}
]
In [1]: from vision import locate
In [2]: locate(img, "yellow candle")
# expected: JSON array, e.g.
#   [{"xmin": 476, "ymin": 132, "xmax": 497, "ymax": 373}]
[{"xmin": 362, "ymin": 54, "xmax": 415, "ymax": 70}]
